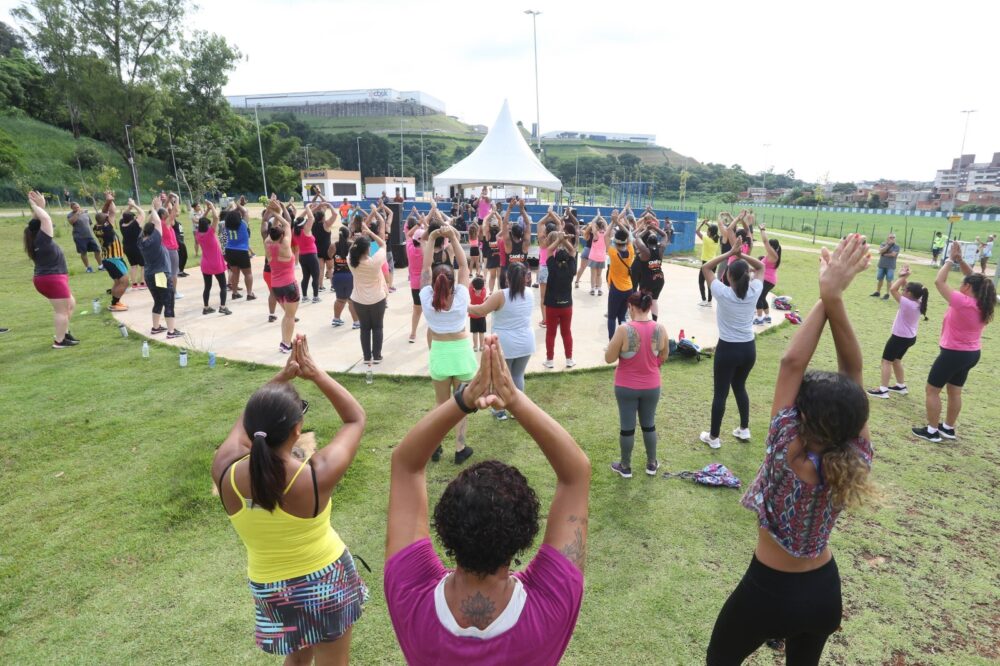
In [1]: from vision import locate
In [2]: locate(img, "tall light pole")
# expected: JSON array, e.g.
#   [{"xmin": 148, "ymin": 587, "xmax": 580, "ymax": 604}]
[
  {"xmin": 124, "ymin": 124, "xmax": 140, "ymax": 202},
  {"xmin": 955, "ymin": 109, "xmax": 976, "ymax": 193},
  {"xmin": 165, "ymin": 123, "xmax": 180, "ymax": 196},
  {"xmin": 356, "ymin": 135, "xmax": 363, "ymax": 178},
  {"xmin": 524, "ymin": 10, "xmax": 542, "ymax": 152},
  {"xmin": 254, "ymin": 105, "xmax": 268, "ymax": 195},
  {"xmin": 419, "ymin": 129, "xmax": 443, "ymax": 196},
  {"xmin": 303, "ymin": 144, "xmax": 311, "ymax": 169},
  {"xmin": 761, "ymin": 143, "xmax": 771, "ymax": 190}
]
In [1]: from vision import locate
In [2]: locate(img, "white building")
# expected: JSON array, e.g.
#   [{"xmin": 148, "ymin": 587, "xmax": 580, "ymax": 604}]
[
  {"xmin": 541, "ymin": 130, "xmax": 656, "ymax": 145},
  {"xmin": 365, "ymin": 177, "xmax": 415, "ymax": 200},
  {"xmin": 227, "ymin": 89, "xmax": 446, "ymax": 114},
  {"xmin": 888, "ymin": 190, "xmax": 932, "ymax": 211},
  {"xmin": 934, "ymin": 153, "xmax": 1000, "ymax": 190},
  {"xmin": 300, "ymin": 170, "xmax": 362, "ymax": 202}
]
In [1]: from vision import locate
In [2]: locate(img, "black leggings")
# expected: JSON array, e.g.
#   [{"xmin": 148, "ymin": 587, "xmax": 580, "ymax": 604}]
[
  {"xmin": 699, "ymin": 261, "xmax": 713, "ymax": 301},
  {"xmin": 756, "ymin": 280, "xmax": 776, "ymax": 310},
  {"xmin": 149, "ymin": 283, "xmax": 175, "ymax": 318},
  {"xmin": 711, "ymin": 339, "xmax": 756, "ymax": 438},
  {"xmin": 299, "ymin": 253, "xmax": 320, "ymax": 299},
  {"xmin": 707, "ymin": 556, "xmax": 842, "ymax": 665},
  {"xmin": 353, "ymin": 298, "xmax": 386, "ymax": 361},
  {"xmin": 202, "ymin": 272, "xmax": 227, "ymax": 307},
  {"xmin": 177, "ymin": 243, "xmax": 188, "ymax": 272}
]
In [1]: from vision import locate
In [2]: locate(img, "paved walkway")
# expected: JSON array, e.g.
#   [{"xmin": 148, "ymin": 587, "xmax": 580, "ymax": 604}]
[{"xmin": 112, "ymin": 259, "xmax": 782, "ymax": 377}]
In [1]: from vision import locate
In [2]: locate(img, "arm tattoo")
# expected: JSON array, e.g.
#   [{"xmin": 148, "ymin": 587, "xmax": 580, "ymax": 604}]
[
  {"xmin": 560, "ymin": 515, "xmax": 587, "ymax": 568},
  {"xmin": 460, "ymin": 591, "xmax": 497, "ymax": 628}
]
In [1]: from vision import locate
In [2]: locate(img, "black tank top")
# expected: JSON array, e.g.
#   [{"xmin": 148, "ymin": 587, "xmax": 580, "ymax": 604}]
[
  {"xmin": 312, "ymin": 220, "xmax": 331, "ymax": 249},
  {"xmin": 508, "ymin": 239, "xmax": 527, "ymax": 264},
  {"xmin": 333, "ymin": 241, "xmax": 351, "ymax": 274},
  {"xmin": 636, "ymin": 247, "xmax": 664, "ymax": 286}
]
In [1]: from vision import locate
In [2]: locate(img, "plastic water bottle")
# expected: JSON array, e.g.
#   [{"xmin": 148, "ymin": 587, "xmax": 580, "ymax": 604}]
[
  {"xmin": 179, "ymin": 349, "xmax": 188, "ymax": 368},
  {"xmin": 365, "ymin": 367, "xmax": 374, "ymax": 385},
  {"xmin": 208, "ymin": 351, "xmax": 216, "ymax": 368},
  {"xmin": 118, "ymin": 322, "xmax": 128, "ymax": 338},
  {"xmin": 679, "ymin": 328, "xmax": 685, "ymax": 340},
  {"xmin": 141, "ymin": 341, "xmax": 150, "ymax": 358},
  {"xmin": 92, "ymin": 298, "xmax": 101, "ymax": 314}
]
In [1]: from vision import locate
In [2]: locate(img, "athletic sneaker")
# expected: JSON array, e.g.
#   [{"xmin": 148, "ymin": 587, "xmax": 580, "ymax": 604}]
[
  {"xmin": 150, "ymin": 326, "xmax": 167, "ymax": 334},
  {"xmin": 64, "ymin": 331, "xmax": 79, "ymax": 342},
  {"xmin": 610, "ymin": 462, "xmax": 632, "ymax": 479},
  {"xmin": 352, "ymin": 321, "xmax": 361, "ymax": 330},
  {"xmin": 97, "ymin": 265, "xmax": 105, "ymax": 271},
  {"xmin": 246, "ymin": 294, "xmax": 257, "ymax": 301},
  {"xmin": 590, "ymin": 288, "xmax": 596, "ymax": 296},
  {"xmin": 372, "ymin": 357, "xmax": 383, "ymax": 365},
  {"xmin": 232, "ymin": 292, "xmax": 243, "ymax": 299},
  {"xmin": 331, "ymin": 318, "xmax": 344, "ymax": 327},
  {"xmin": 645, "ymin": 460, "xmax": 660, "ymax": 476},
  {"xmin": 455, "ymin": 447, "xmax": 474, "ymax": 464},
  {"xmin": 166, "ymin": 329, "xmax": 185, "ymax": 339},
  {"xmin": 52, "ymin": 338, "xmax": 78, "ymax": 349},
  {"xmin": 202, "ymin": 306, "xmax": 216, "ymax": 315},
  {"xmin": 542, "ymin": 359, "xmax": 554, "ymax": 369},
  {"xmin": 108, "ymin": 303, "xmax": 128, "ymax": 312},
  {"xmin": 566, "ymin": 358, "xmax": 576, "ymax": 368},
  {"xmin": 764, "ymin": 315, "xmax": 772, "ymax": 324},
  {"xmin": 887, "ymin": 384, "xmax": 908, "ymax": 395},
  {"xmin": 700, "ymin": 431, "xmax": 722, "ymax": 450},
  {"xmin": 278, "ymin": 342, "xmax": 292, "ymax": 354},
  {"xmin": 911, "ymin": 426, "xmax": 941, "ymax": 443},
  {"xmin": 175, "ymin": 292, "xmax": 184, "ymax": 300},
  {"xmin": 388, "ymin": 286, "xmax": 397, "ymax": 293},
  {"xmin": 752, "ymin": 317, "xmax": 764, "ymax": 325},
  {"xmin": 178, "ymin": 271, "xmax": 189, "ymax": 278},
  {"xmin": 869, "ymin": 291, "xmax": 880, "ymax": 297},
  {"xmin": 882, "ymin": 294, "xmax": 890, "ymax": 300},
  {"xmin": 86, "ymin": 266, "xmax": 94, "ymax": 273},
  {"xmin": 492, "ymin": 409, "xmax": 509, "ymax": 421},
  {"xmin": 699, "ymin": 301, "xmax": 713, "ymax": 307},
  {"xmin": 867, "ymin": 387, "xmax": 889, "ymax": 399},
  {"xmin": 431, "ymin": 445, "xmax": 443, "ymax": 462},
  {"xmin": 312, "ymin": 296, "xmax": 321, "ymax": 304},
  {"xmin": 219, "ymin": 307, "xmax": 232, "ymax": 315},
  {"xmin": 937, "ymin": 423, "xmax": 957, "ymax": 440},
  {"xmin": 598, "ymin": 289, "xmax": 603, "ymax": 296},
  {"xmin": 732, "ymin": 427, "xmax": 751, "ymax": 442}
]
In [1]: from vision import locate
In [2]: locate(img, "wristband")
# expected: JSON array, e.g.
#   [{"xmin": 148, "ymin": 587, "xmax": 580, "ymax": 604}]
[{"xmin": 453, "ymin": 383, "xmax": 477, "ymax": 414}]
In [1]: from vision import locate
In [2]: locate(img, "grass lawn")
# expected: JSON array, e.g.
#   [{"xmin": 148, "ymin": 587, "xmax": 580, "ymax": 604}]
[{"xmin": 0, "ymin": 216, "xmax": 997, "ymax": 665}]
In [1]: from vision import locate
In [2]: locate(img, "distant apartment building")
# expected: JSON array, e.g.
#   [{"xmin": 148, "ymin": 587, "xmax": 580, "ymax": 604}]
[
  {"xmin": 540, "ymin": 130, "xmax": 657, "ymax": 145},
  {"xmin": 889, "ymin": 190, "xmax": 933, "ymax": 211},
  {"xmin": 934, "ymin": 153, "xmax": 1000, "ymax": 191},
  {"xmin": 226, "ymin": 89, "xmax": 446, "ymax": 118}
]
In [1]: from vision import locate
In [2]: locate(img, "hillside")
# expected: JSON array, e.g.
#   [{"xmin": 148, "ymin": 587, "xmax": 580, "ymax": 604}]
[
  {"xmin": 255, "ymin": 110, "xmax": 698, "ymax": 168},
  {"xmin": 0, "ymin": 114, "xmax": 167, "ymax": 202}
]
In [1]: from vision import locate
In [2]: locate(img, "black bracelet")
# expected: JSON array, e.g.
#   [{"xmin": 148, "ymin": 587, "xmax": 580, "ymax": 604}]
[{"xmin": 453, "ymin": 383, "xmax": 477, "ymax": 414}]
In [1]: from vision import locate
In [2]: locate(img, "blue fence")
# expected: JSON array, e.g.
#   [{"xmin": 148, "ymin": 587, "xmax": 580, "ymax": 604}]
[{"xmin": 743, "ymin": 202, "xmax": 1000, "ymax": 222}]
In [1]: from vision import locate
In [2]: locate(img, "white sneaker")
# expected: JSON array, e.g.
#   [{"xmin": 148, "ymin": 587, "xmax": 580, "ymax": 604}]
[
  {"xmin": 566, "ymin": 358, "xmax": 576, "ymax": 368},
  {"xmin": 542, "ymin": 359, "xmax": 554, "ymax": 369},
  {"xmin": 699, "ymin": 301, "xmax": 713, "ymax": 307},
  {"xmin": 732, "ymin": 427, "xmax": 751, "ymax": 442},
  {"xmin": 175, "ymin": 292, "xmax": 185, "ymax": 300},
  {"xmin": 700, "ymin": 431, "xmax": 721, "ymax": 450}
]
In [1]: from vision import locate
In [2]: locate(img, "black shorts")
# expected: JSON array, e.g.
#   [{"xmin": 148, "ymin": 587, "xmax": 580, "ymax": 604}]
[
  {"xmin": 316, "ymin": 243, "xmax": 331, "ymax": 261},
  {"xmin": 881, "ymin": 334, "xmax": 917, "ymax": 362},
  {"xmin": 124, "ymin": 247, "xmax": 143, "ymax": 267},
  {"xmin": 640, "ymin": 278, "xmax": 664, "ymax": 300},
  {"xmin": 469, "ymin": 317, "xmax": 487, "ymax": 333},
  {"xmin": 927, "ymin": 347, "xmax": 981, "ymax": 388},
  {"xmin": 411, "ymin": 288, "xmax": 422, "ymax": 306},
  {"xmin": 470, "ymin": 246, "xmax": 480, "ymax": 257},
  {"xmin": 272, "ymin": 282, "xmax": 300, "ymax": 304},
  {"xmin": 225, "ymin": 248, "xmax": 251, "ymax": 270},
  {"xmin": 486, "ymin": 254, "xmax": 500, "ymax": 269}
]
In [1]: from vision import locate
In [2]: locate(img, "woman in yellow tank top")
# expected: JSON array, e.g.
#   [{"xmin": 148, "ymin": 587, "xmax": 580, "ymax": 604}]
[{"xmin": 212, "ymin": 335, "xmax": 368, "ymax": 664}]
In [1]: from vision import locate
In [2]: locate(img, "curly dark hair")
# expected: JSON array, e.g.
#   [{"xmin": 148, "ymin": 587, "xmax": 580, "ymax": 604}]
[{"xmin": 433, "ymin": 460, "xmax": 540, "ymax": 576}]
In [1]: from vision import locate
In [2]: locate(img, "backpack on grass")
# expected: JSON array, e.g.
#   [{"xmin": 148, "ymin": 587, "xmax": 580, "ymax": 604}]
[
  {"xmin": 669, "ymin": 337, "xmax": 711, "ymax": 361},
  {"xmin": 662, "ymin": 463, "xmax": 742, "ymax": 488},
  {"xmin": 773, "ymin": 295, "xmax": 793, "ymax": 311}
]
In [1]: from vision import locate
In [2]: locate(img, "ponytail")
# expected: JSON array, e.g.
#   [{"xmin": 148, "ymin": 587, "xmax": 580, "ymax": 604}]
[
  {"xmin": 24, "ymin": 219, "xmax": 40, "ymax": 261},
  {"xmin": 769, "ymin": 238, "xmax": 782, "ymax": 269},
  {"xmin": 906, "ymin": 281, "xmax": 929, "ymax": 320},
  {"xmin": 728, "ymin": 259, "xmax": 750, "ymax": 300},
  {"xmin": 822, "ymin": 445, "xmax": 875, "ymax": 509},
  {"xmin": 963, "ymin": 274, "xmax": 996, "ymax": 324},
  {"xmin": 431, "ymin": 264, "xmax": 454, "ymax": 311},
  {"xmin": 349, "ymin": 237, "xmax": 370, "ymax": 268},
  {"xmin": 242, "ymin": 383, "xmax": 303, "ymax": 512}
]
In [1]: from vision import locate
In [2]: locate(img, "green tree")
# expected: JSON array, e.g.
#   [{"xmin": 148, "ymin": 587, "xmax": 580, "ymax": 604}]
[
  {"xmin": 0, "ymin": 21, "xmax": 26, "ymax": 56},
  {"xmin": 0, "ymin": 127, "xmax": 25, "ymax": 178},
  {"xmin": 832, "ymin": 182, "xmax": 857, "ymax": 194},
  {"xmin": 176, "ymin": 126, "xmax": 232, "ymax": 198}
]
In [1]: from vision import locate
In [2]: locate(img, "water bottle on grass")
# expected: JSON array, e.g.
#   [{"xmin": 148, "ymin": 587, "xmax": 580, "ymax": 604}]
[{"xmin": 142, "ymin": 341, "xmax": 150, "ymax": 358}]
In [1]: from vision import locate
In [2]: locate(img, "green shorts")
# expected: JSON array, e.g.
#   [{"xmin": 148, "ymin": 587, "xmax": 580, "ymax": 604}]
[{"xmin": 429, "ymin": 338, "xmax": 478, "ymax": 382}]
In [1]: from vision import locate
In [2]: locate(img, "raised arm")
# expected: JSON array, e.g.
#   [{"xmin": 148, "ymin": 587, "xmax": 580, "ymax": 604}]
[
  {"xmin": 386, "ymin": 344, "xmax": 494, "ymax": 559},
  {"xmin": 889, "ymin": 265, "xmax": 910, "ymax": 303},
  {"xmin": 27, "ymin": 192, "xmax": 54, "ymax": 236},
  {"xmin": 489, "ymin": 340, "xmax": 590, "ymax": 571},
  {"xmin": 147, "ymin": 195, "xmax": 163, "ymax": 233},
  {"xmin": 701, "ymin": 247, "xmax": 736, "ymax": 287},
  {"xmin": 820, "ymin": 235, "xmax": 871, "ymax": 401},
  {"xmin": 127, "ymin": 198, "xmax": 145, "ymax": 225},
  {"xmin": 447, "ymin": 226, "xmax": 469, "ymax": 287},
  {"xmin": 759, "ymin": 226, "xmax": 778, "ymax": 263},
  {"xmin": 419, "ymin": 229, "xmax": 440, "ymax": 288},
  {"xmin": 936, "ymin": 241, "xmax": 972, "ymax": 300}
]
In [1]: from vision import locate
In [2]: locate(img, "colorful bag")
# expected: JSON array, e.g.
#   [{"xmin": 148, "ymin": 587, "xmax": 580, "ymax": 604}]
[
  {"xmin": 784, "ymin": 311, "xmax": 803, "ymax": 325},
  {"xmin": 773, "ymin": 295, "xmax": 793, "ymax": 311},
  {"xmin": 662, "ymin": 463, "xmax": 741, "ymax": 488}
]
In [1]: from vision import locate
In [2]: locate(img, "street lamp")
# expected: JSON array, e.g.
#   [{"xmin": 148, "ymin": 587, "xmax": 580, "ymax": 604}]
[
  {"xmin": 944, "ymin": 109, "xmax": 977, "ymax": 253},
  {"xmin": 419, "ymin": 129, "xmax": 443, "ymax": 196},
  {"xmin": 124, "ymin": 124, "xmax": 140, "ymax": 202},
  {"xmin": 165, "ymin": 123, "xmax": 180, "ymax": 196},
  {"xmin": 356, "ymin": 136, "xmax": 363, "ymax": 179},
  {"xmin": 254, "ymin": 105, "xmax": 268, "ymax": 195},
  {"xmin": 524, "ymin": 10, "xmax": 542, "ymax": 152},
  {"xmin": 303, "ymin": 144, "xmax": 311, "ymax": 169}
]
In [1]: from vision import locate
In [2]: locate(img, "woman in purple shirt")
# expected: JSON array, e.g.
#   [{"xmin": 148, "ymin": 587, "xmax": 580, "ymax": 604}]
[
  {"xmin": 384, "ymin": 337, "xmax": 590, "ymax": 665},
  {"xmin": 707, "ymin": 235, "xmax": 875, "ymax": 665}
]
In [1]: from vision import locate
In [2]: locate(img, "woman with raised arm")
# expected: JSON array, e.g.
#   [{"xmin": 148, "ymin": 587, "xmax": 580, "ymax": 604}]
[
  {"xmin": 329, "ymin": 226, "xmax": 359, "ymax": 330},
  {"xmin": 481, "ymin": 207, "xmax": 502, "ymax": 292},
  {"xmin": 544, "ymin": 231, "xmax": 578, "ymax": 368},
  {"xmin": 536, "ymin": 207, "xmax": 560, "ymax": 326},
  {"xmin": 384, "ymin": 337, "xmax": 589, "ymax": 665},
  {"xmin": 137, "ymin": 195, "xmax": 184, "ymax": 339},
  {"xmin": 574, "ymin": 214, "xmax": 594, "ymax": 289},
  {"xmin": 264, "ymin": 202, "xmax": 300, "ymax": 354},
  {"xmin": 707, "ymin": 234, "xmax": 874, "ymax": 666},
  {"xmin": 224, "ymin": 197, "xmax": 255, "ymax": 301},
  {"xmin": 696, "ymin": 219, "xmax": 721, "ymax": 306},
  {"xmin": 95, "ymin": 192, "xmax": 131, "ymax": 312},
  {"xmin": 586, "ymin": 214, "xmax": 608, "ymax": 296},
  {"xmin": 24, "ymin": 191, "xmax": 78, "ymax": 348},
  {"xmin": 292, "ymin": 204, "xmax": 322, "ymax": 303},
  {"xmin": 911, "ymin": 241, "xmax": 995, "ymax": 442},
  {"xmin": 212, "ymin": 336, "xmax": 368, "ymax": 664},
  {"xmin": 119, "ymin": 202, "xmax": 145, "ymax": 290},
  {"xmin": 404, "ymin": 216, "xmax": 427, "ymax": 343},
  {"xmin": 605, "ymin": 215, "xmax": 636, "ymax": 339},
  {"xmin": 632, "ymin": 219, "xmax": 667, "ymax": 321},
  {"xmin": 753, "ymin": 225, "xmax": 782, "ymax": 325},
  {"xmin": 349, "ymin": 210, "xmax": 389, "ymax": 366},
  {"xmin": 420, "ymin": 224, "xmax": 477, "ymax": 463},
  {"xmin": 605, "ymin": 290, "xmax": 669, "ymax": 479},
  {"xmin": 195, "ymin": 201, "xmax": 231, "ymax": 316},
  {"xmin": 468, "ymin": 261, "xmax": 535, "ymax": 421},
  {"xmin": 698, "ymin": 247, "xmax": 765, "ymax": 449},
  {"xmin": 866, "ymin": 266, "xmax": 927, "ymax": 400}
]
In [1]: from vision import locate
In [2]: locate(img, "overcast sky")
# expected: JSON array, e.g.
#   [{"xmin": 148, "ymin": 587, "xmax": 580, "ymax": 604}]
[{"xmin": 4, "ymin": 0, "xmax": 999, "ymax": 184}]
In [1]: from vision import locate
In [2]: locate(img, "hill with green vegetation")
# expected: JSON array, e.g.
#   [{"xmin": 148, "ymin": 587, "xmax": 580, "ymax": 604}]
[{"xmin": 0, "ymin": 114, "xmax": 167, "ymax": 203}]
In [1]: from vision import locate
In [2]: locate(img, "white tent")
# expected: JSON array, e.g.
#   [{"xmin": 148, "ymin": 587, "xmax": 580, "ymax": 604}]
[{"xmin": 433, "ymin": 100, "xmax": 563, "ymax": 191}]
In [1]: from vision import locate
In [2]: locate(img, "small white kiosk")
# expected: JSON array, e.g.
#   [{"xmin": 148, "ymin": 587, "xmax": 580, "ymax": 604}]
[
  {"xmin": 300, "ymin": 170, "xmax": 362, "ymax": 202},
  {"xmin": 364, "ymin": 177, "xmax": 415, "ymax": 200}
]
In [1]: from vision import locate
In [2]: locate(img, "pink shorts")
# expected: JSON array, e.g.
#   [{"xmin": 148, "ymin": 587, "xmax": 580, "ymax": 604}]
[{"xmin": 33, "ymin": 274, "xmax": 71, "ymax": 300}]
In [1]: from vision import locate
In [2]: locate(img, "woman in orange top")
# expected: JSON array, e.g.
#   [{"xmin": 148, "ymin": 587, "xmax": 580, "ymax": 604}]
[{"xmin": 605, "ymin": 211, "xmax": 635, "ymax": 339}]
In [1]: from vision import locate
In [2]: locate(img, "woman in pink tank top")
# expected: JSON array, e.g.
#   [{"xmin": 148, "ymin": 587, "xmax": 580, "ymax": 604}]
[
  {"xmin": 264, "ymin": 202, "xmax": 300, "ymax": 354},
  {"xmin": 194, "ymin": 201, "xmax": 231, "ymax": 315},
  {"xmin": 604, "ymin": 291, "xmax": 668, "ymax": 478}
]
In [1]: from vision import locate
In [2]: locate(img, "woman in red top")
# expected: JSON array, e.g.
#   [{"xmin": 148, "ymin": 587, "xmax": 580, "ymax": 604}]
[
  {"xmin": 265, "ymin": 201, "xmax": 300, "ymax": 354},
  {"xmin": 604, "ymin": 291, "xmax": 668, "ymax": 478},
  {"xmin": 707, "ymin": 234, "xmax": 874, "ymax": 665}
]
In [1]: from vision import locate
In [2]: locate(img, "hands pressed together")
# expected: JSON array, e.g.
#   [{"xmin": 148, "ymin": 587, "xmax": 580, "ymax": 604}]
[
  {"xmin": 274, "ymin": 335, "xmax": 325, "ymax": 384},
  {"xmin": 461, "ymin": 335, "xmax": 520, "ymax": 413}
]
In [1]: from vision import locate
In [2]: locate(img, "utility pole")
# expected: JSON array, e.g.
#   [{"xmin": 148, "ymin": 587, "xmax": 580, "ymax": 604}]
[
  {"xmin": 254, "ymin": 105, "xmax": 268, "ymax": 195},
  {"xmin": 303, "ymin": 144, "xmax": 311, "ymax": 169},
  {"xmin": 166, "ymin": 123, "xmax": 180, "ymax": 197},
  {"xmin": 524, "ymin": 10, "xmax": 542, "ymax": 152},
  {"xmin": 124, "ymin": 124, "xmax": 140, "ymax": 202}
]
